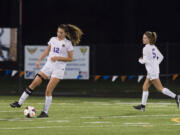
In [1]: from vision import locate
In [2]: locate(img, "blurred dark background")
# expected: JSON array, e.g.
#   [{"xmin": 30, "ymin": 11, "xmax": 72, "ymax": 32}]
[
  {"xmin": 0, "ymin": 0, "xmax": 180, "ymax": 98},
  {"xmin": 1, "ymin": 0, "xmax": 180, "ymax": 75}
]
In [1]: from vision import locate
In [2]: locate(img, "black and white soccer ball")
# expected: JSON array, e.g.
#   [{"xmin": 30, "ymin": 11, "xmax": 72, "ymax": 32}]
[{"xmin": 24, "ymin": 106, "xmax": 36, "ymax": 118}]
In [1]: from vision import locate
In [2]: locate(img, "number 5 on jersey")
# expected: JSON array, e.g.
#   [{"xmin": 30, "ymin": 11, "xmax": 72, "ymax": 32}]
[{"xmin": 152, "ymin": 48, "xmax": 156, "ymax": 59}]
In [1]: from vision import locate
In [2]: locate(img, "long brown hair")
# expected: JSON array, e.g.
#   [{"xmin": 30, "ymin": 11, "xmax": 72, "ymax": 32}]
[
  {"xmin": 144, "ymin": 31, "xmax": 157, "ymax": 45},
  {"xmin": 58, "ymin": 24, "xmax": 83, "ymax": 45}
]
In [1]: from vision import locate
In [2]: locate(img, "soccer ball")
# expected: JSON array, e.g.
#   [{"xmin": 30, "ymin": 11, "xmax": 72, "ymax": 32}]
[{"xmin": 24, "ymin": 106, "xmax": 36, "ymax": 118}]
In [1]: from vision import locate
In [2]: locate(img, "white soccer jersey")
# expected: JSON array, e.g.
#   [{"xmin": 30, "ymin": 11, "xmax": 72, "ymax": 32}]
[
  {"xmin": 47, "ymin": 37, "xmax": 73, "ymax": 67},
  {"xmin": 40, "ymin": 37, "xmax": 73, "ymax": 79},
  {"xmin": 139, "ymin": 44, "xmax": 164, "ymax": 74}
]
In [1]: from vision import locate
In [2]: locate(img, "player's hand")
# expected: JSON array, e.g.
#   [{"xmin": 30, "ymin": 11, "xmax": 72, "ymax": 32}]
[
  {"xmin": 51, "ymin": 56, "xmax": 58, "ymax": 62},
  {"xmin": 138, "ymin": 57, "xmax": 144, "ymax": 64},
  {"xmin": 36, "ymin": 60, "xmax": 41, "ymax": 69}
]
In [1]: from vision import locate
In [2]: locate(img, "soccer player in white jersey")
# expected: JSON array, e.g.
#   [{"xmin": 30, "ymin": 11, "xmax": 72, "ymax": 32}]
[
  {"xmin": 133, "ymin": 31, "xmax": 180, "ymax": 112},
  {"xmin": 10, "ymin": 24, "xmax": 83, "ymax": 118}
]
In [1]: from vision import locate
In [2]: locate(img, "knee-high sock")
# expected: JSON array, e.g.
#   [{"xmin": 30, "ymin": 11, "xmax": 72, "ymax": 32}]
[
  {"xmin": 18, "ymin": 92, "xmax": 29, "ymax": 105},
  {"xmin": 18, "ymin": 87, "xmax": 33, "ymax": 105},
  {"xmin": 141, "ymin": 91, "xmax": 149, "ymax": 106},
  {"xmin": 162, "ymin": 88, "xmax": 176, "ymax": 99},
  {"xmin": 43, "ymin": 96, "xmax": 52, "ymax": 114}
]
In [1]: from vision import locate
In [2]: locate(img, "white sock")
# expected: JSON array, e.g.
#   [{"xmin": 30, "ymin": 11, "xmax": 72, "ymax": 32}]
[
  {"xmin": 162, "ymin": 88, "xmax": 176, "ymax": 99},
  {"xmin": 18, "ymin": 92, "xmax": 29, "ymax": 105},
  {"xmin": 141, "ymin": 91, "xmax": 149, "ymax": 106},
  {"xmin": 43, "ymin": 96, "xmax": 52, "ymax": 114}
]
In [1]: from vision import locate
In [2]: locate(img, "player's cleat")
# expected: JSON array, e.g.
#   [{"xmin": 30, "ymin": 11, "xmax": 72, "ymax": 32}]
[
  {"xmin": 10, "ymin": 101, "xmax": 21, "ymax": 108},
  {"xmin": 37, "ymin": 111, "xmax": 48, "ymax": 118},
  {"xmin": 133, "ymin": 104, "xmax": 145, "ymax": 112},
  {"xmin": 175, "ymin": 95, "xmax": 180, "ymax": 108}
]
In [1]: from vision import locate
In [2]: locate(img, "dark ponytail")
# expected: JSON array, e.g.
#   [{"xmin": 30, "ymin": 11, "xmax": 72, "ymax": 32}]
[{"xmin": 58, "ymin": 24, "xmax": 83, "ymax": 45}]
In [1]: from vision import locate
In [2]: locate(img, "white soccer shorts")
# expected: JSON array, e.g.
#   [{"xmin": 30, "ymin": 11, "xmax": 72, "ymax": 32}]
[
  {"xmin": 146, "ymin": 73, "xmax": 159, "ymax": 81},
  {"xmin": 40, "ymin": 62, "xmax": 65, "ymax": 79}
]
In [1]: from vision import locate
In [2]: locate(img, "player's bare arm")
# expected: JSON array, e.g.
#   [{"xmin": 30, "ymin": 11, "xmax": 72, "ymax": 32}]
[
  {"xmin": 36, "ymin": 45, "xmax": 51, "ymax": 69},
  {"xmin": 51, "ymin": 51, "xmax": 73, "ymax": 62}
]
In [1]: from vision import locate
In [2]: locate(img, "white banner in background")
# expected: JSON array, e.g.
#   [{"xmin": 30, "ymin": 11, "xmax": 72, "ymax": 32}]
[{"xmin": 24, "ymin": 45, "xmax": 89, "ymax": 80}]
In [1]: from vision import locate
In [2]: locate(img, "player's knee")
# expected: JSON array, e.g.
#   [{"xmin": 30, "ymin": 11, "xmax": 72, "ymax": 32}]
[
  {"xmin": 157, "ymin": 87, "xmax": 163, "ymax": 92},
  {"xmin": 45, "ymin": 89, "xmax": 52, "ymax": 96},
  {"xmin": 35, "ymin": 73, "xmax": 46, "ymax": 82},
  {"xmin": 142, "ymin": 85, "xmax": 148, "ymax": 91}
]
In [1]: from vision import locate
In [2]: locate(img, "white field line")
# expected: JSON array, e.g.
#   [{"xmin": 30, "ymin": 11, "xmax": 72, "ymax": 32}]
[
  {"xmin": 80, "ymin": 114, "xmax": 180, "ymax": 119},
  {"xmin": 124, "ymin": 122, "xmax": 149, "ymax": 125},
  {"xmin": 0, "ymin": 125, "xmax": 150, "ymax": 130},
  {"xmin": 171, "ymin": 123, "xmax": 180, "ymax": 125},
  {"xmin": 0, "ymin": 114, "xmax": 179, "ymax": 122},
  {"xmin": 114, "ymin": 102, "xmax": 174, "ymax": 105},
  {"xmin": 0, "ymin": 110, "xmax": 22, "ymax": 112},
  {"xmin": 8, "ymin": 119, "xmax": 34, "ymax": 122},
  {"xmin": 0, "ymin": 119, "xmax": 10, "ymax": 121},
  {"xmin": 46, "ymin": 120, "xmax": 69, "ymax": 123},
  {"xmin": 1, "ymin": 123, "xmax": 180, "ymax": 130},
  {"xmin": 84, "ymin": 121, "xmax": 111, "ymax": 124},
  {"xmin": 0, "ymin": 118, "xmax": 34, "ymax": 121}
]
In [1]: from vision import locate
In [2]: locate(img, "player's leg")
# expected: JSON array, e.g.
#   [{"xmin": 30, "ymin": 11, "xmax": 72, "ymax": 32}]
[
  {"xmin": 152, "ymin": 78, "xmax": 180, "ymax": 108},
  {"xmin": 29, "ymin": 72, "xmax": 48, "ymax": 90},
  {"xmin": 18, "ymin": 72, "xmax": 48, "ymax": 105},
  {"xmin": 38, "ymin": 77, "xmax": 60, "ymax": 118},
  {"xmin": 142, "ymin": 78, "xmax": 151, "ymax": 106},
  {"xmin": 10, "ymin": 72, "xmax": 48, "ymax": 108},
  {"xmin": 133, "ymin": 77, "xmax": 151, "ymax": 111},
  {"xmin": 152, "ymin": 78, "xmax": 175, "ymax": 97}
]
